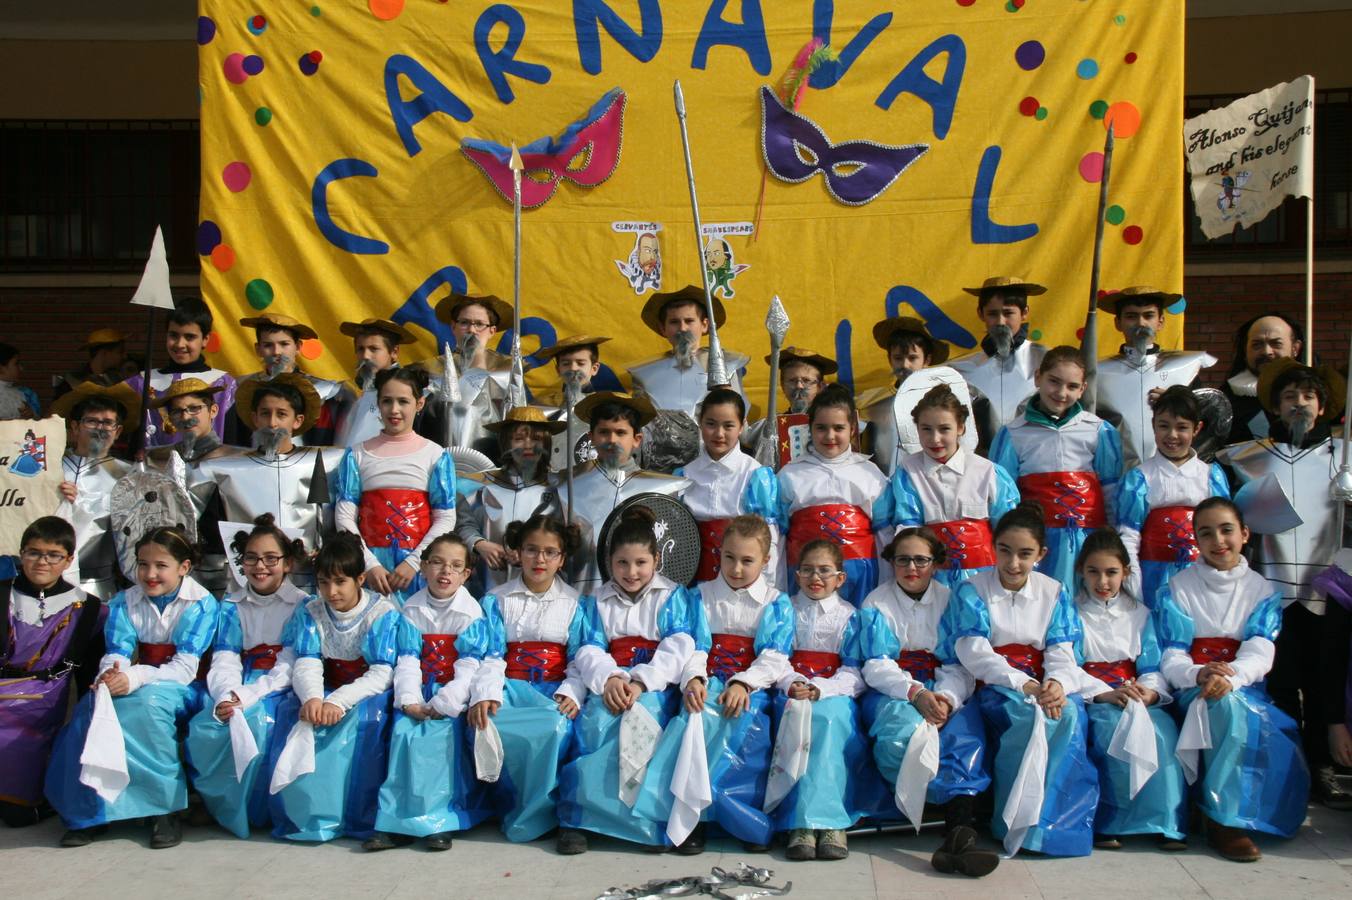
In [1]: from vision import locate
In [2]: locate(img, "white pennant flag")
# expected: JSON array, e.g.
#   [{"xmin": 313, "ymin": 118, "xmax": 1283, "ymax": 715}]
[{"xmin": 130, "ymin": 225, "xmax": 175, "ymax": 310}]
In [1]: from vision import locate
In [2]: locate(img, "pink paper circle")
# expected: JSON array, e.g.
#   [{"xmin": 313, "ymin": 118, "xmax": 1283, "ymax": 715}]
[
  {"xmin": 222, "ymin": 161, "xmax": 252, "ymax": 192},
  {"xmin": 223, "ymin": 52, "xmax": 248, "ymax": 85},
  {"xmin": 1078, "ymin": 152, "xmax": 1105, "ymax": 183}
]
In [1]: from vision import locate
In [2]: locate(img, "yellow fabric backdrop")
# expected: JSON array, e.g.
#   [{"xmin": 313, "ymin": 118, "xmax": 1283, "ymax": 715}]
[{"xmin": 197, "ymin": 0, "xmax": 1182, "ymax": 412}]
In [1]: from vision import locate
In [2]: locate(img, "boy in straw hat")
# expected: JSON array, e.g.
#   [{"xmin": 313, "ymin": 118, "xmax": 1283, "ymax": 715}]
[
  {"xmin": 858, "ymin": 316, "xmax": 952, "ymax": 474},
  {"xmin": 335, "ymin": 317, "xmax": 418, "ymax": 447},
  {"xmin": 742, "ymin": 346, "xmax": 835, "ymax": 468},
  {"xmin": 1093, "ymin": 286, "xmax": 1216, "ymax": 469},
  {"xmin": 418, "ymin": 292, "xmax": 515, "ymax": 455},
  {"xmin": 565, "ymin": 391, "xmax": 691, "ymax": 593},
  {"xmin": 145, "ymin": 378, "xmax": 236, "ymax": 469},
  {"xmin": 627, "ymin": 285, "xmax": 749, "ymax": 418},
  {"xmin": 52, "ymin": 382, "xmax": 140, "ymax": 599},
  {"xmin": 53, "ymin": 328, "xmax": 127, "ymax": 402},
  {"xmin": 948, "ymin": 276, "xmax": 1048, "ymax": 431},
  {"xmin": 534, "ymin": 334, "xmax": 612, "ymax": 473},
  {"xmin": 456, "ymin": 406, "xmax": 565, "ymax": 591}
]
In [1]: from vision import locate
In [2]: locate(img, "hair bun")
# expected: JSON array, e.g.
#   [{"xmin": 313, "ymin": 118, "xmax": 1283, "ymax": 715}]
[{"xmin": 620, "ymin": 505, "xmax": 658, "ymax": 527}]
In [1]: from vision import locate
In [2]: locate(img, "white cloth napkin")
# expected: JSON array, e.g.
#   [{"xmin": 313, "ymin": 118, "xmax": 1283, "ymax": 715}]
[
  {"xmin": 228, "ymin": 708, "xmax": 261, "ymax": 783},
  {"xmin": 763, "ymin": 697, "xmax": 813, "ymax": 813},
  {"xmin": 619, "ymin": 703, "xmax": 662, "ymax": 807},
  {"xmin": 269, "ymin": 719, "xmax": 315, "ymax": 794},
  {"xmin": 1001, "ymin": 697, "xmax": 1049, "ymax": 858},
  {"xmin": 666, "ymin": 710, "xmax": 712, "ymax": 846},
  {"xmin": 1108, "ymin": 699, "xmax": 1158, "ymax": 798},
  {"xmin": 474, "ymin": 718, "xmax": 504, "ymax": 783},
  {"xmin": 1176, "ymin": 695, "xmax": 1213, "ymax": 785},
  {"xmin": 79, "ymin": 684, "xmax": 130, "ymax": 804},
  {"xmin": 896, "ymin": 720, "xmax": 941, "ymax": 832}
]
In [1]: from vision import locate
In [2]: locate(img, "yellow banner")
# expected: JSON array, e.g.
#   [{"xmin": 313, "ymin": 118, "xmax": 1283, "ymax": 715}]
[{"xmin": 197, "ymin": 0, "xmax": 1182, "ymax": 409}]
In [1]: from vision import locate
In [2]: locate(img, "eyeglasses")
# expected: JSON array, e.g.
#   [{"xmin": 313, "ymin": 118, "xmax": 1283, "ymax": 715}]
[
  {"xmin": 521, "ymin": 546, "xmax": 563, "ymax": 561},
  {"xmin": 79, "ymin": 417, "xmax": 120, "ymax": 429},
  {"xmin": 22, "ymin": 550, "xmax": 68, "ymax": 565},
  {"xmin": 241, "ymin": 553, "xmax": 286, "ymax": 567},
  {"xmin": 785, "ymin": 377, "xmax": 820, "ymax": 388},
  {"xmin": 424, "ymin": 559, "xmax": 469, "ymax": 573},
  {"xmin": 891, "ymin": 556, "xmax": 934, "ymax": 570},
  {"xmin": 170, "ymin": 403, "xmax": 210, "ymax": 418},
  {"xmin": 796, "ymin": 565, "xmax": 842, "ymax": 578},
  {"xmin": 455, "ymin": 319, "xmax": 494, "ymax": 333}
]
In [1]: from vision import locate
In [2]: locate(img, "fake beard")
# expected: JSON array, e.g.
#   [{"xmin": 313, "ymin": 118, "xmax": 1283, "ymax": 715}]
[
  {"xmin": 990, "ymin": 324, "xmax": 1014, "ymax": 360},
  {"xmin": 594, "ymin": 441, "xmax": 624, "ymax": 472},
  {"xmin": 265, "ymin": 353, "xmax": 294, "ymax": 377},
  {"xmin": 355, "ymin": 359, "xmax": 377, "ymax": 391},
  {"xmin": 175, "ymin": 417, "xmax": 201, "ymax": 457},
  {"xmin": 672, "ymin": 331, "xmax": 698, "ymax": 369},
  {"xmin": 86, "ymin": 429, "xmax": 113, "ymax": 458},
  {"xmin": 509, "ymin": 444, "xmax": 546, "ymax": 477},
  {"xmin": 1286, "ymin": 408, "xmax": 1315, "ymax": 446},
  {"xmin": 562, "ymin": 368, "xmax": 588, "ymax": 406},
  {"xmin": 457, "ymin": 334, "xmax": 481, "ymax": 369},
  {"xmin": 251, "ymin": 426, "xmax": 289, "ymax": 460},
  {"xmin": 788, "ymin": 387, "xmax": 811, "ymax": 414},
  {"xmin": 1126, "ymin": 324, "xmax": 1156, "ymax": 357}
]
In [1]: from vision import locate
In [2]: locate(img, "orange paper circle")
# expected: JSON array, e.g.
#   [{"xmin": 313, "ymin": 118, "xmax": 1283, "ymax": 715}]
[
  {"xmin": 299, "ymin": 338, "xmax": 324, "ymax": 360},
  {"xmin": 368, "ymin": 0, "xmax": 404, "ymax": 20},
  {"xmin": 209, "ymin": 243, "xmax": 236, "ymax": 272},
  {"xmin": 1104, "ymin": 101, "xmax": 1141, "ymax": 139},
  {"xmin": 204, "ymin": 332, "xmax": 222, "ymax": 354}
]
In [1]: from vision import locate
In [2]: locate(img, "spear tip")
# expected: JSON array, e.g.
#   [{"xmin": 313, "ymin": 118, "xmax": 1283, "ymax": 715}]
[{"xmin": 509, "ymin": 143, "xmax": 523, "ymax": 172}]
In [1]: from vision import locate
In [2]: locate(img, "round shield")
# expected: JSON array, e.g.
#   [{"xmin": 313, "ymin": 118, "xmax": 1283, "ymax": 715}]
[
  {"xmin": 891, "ymin": 366, "xmax": 979, "ymax": 457},
  {"xmin": 640, "ymin": 410, "xmax": 700, "ymax": 474},
  {"xmin": 1192, "ymin": 387, "xmax": 1234, "ymax": 462},
  {"xmin": 109, "ymin": 467, "xmax": 200, "ymax": 582},
  {"xmin": 597, "ymin": 492, "xmax": 702, "ymax": 587},
  {"xmin": 451, "ymin": 445, "xmax": 496, "ymax": 476}
]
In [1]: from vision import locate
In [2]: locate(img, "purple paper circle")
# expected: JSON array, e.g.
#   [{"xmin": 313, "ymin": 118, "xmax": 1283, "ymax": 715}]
[
  {"xmin": 196, "ymin": 221, "xmax": 222, "ymax": 255},
  {"xmin": 1015, "ymin": 40, "xmax": 1045, "ymax": 71},
  {"xmin": 197, "ymin": 16, "xmax": 216, "ymax": 45}
]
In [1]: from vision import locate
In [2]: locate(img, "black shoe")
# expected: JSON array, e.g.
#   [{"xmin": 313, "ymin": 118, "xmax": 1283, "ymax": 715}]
[
  {"xmin": 149, "ymin": 813, "xmax": 182, "ymax": 849},
  {"xmin": 556, "ymin": 828, "xmax": 588, "ymax": 855},
  {"xmin": 675, "ymin": 823, "xmax": 706, "ymax": 855},
  {"xmin": 425, "ymin": 832, "xmax": 453, "ymax": 852},
  {"xmin": 60, "ymin": 826, "xmax": 105, "ymax": 848},
  {"xmin": 362, "ymin": 832, "xmax": 414, "ymax": 852},
  {"xmin": 931, "ymin": 825, "xmax": 999, "ymax": 878},
  {"xmin": 1315, "ymin": 766, "xmax": 1352, "ymax": 811}
]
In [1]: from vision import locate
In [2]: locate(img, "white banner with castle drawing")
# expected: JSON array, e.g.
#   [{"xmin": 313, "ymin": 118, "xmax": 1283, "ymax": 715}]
[
  {"xmin": 1184, "ymin": 75, "xmax": 1314, "ymax": 240},
  {"xmin": 0, "ymin": 416, "xmax": 66, "ymax": 553}
]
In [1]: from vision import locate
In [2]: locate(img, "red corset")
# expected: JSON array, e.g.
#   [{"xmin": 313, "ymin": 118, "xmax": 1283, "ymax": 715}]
[
  {"xmin": 243, "ymin": 643, "xmax": 282, "ymax": 672},
  {"xmin": 790, "ymin": 650, "xmax": 840, "ymax": 679},
  {"xmin": 898, "ymin": 649, "xmax": 940, "ymax": 683},
  {"xmin": 136, "ymin": 641, "xmax": 210, "ymax": 680},
  {"xmin": 695, "ymin": 518, "xmax": 732, "ymax": 583},
  {"xmin": 708, "ymin": 633, "xmax": 755, "ymax": 680},
  {"xmin": 505, "ymin": 641, "xmax": 566, "ymax": 683},
  {"xmin": 1140, "ymin": 506, "xmax": 1198, "ymax": 564},
  {"xmin": 993, "ymin": 643, "xmax": 1045, "ymax": 681},
  {"xmin": 324, "ymin": 657, "xmax": 369, "ymax": 689},
  {"xmin": 787, "ymin": 504, "xmax": 875, "ymax": 564},
  {"xmin": 1190, "ymin": 637, "xmax": 1240, "ymax": 665},
  {"xmin": 1017, "ymin": 472, "xmax": 1106, "ymax": 529},
  {"xmin": 931, "ymin": 518, "xmax": 996, "ymax": 570},
  {"xmin": 610, "ymin": 635, "xmax": 660, "ymax": 668},
  {"xmin": 1083, "ymin": 658, "xmax": 1137, "ymax": 687},
  {"xmin": 421, "ymin": 634, "xmax": 459, "ymax": 685},
  {"xmin": 357, "ymin": 488, "xmax": 432, "ymax": 550}
]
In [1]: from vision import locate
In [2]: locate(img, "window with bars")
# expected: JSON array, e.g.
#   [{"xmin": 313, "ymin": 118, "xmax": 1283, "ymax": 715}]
[
  {"xmin": 0, "ymin": 119, "xmax": 200, "ymax": 272},
  {"xmin": 1185, "ymin": 88, "xmax": 1351, "ymax": 257}
]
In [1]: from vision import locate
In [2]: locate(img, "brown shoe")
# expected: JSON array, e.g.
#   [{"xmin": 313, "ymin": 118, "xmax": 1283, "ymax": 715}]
[{"xmin": 1206, "ymin": 819, "xmax": 1261, "ymax": 862}]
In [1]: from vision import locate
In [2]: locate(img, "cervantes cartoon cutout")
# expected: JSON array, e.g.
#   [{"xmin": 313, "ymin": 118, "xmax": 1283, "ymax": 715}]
[{"xmin": 615, "ymin": 231, "xmax": 662, "ymax": 294}]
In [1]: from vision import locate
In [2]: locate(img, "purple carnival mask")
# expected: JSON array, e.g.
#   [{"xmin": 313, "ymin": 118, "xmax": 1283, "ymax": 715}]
[{"xmin": 759, "ymin": 86, "xmax": 928, "ymax": 206}]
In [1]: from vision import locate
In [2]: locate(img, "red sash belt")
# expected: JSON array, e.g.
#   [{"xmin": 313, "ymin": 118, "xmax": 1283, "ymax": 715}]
[
  {"xmin": 324, "ymin": 656, "xmax": 369, "ymax": 689},
  {"xmin": 898, "ymin": 649, "xmax": 941, "ymax": 683},
  {"xmin": 931, "ymin": 518, "xmax": 996, "ymax": 570},
  {"xmin": 790, "ymin": 650, "xmax": 841, "ymax": 679},
  {"xmin": 1140, "ymin": 506, "xmax": 1198, "ymax": 564},
  {"xmin": 137, "ymin": 640, "xmax": 211, "ymax": 680},
  {"xmin": 1082, "ymin": 658, "xmax": 1137, "ymax": 687},
  {"xmin": 1190, "ymin": 637, "xmax": 1240, "ymax": 665},
  {"xmin": 243, "ymin": 643, "xmax": 283, "ymax": 672},
  {"xmin": 787, "ymin": 504, "xmax": 875, "ymax": 564},
  {"xmin": 709, "ymin": 633, "xmax": 756, "ymax": 680},
  {"xmin": 358, "ymin": 488, "xmax": 432, "ymax": 550},
  {"xmin": 505, "ymin": 641, "xmax": 566, "ymax": 683},
  {"xmin": 610, "ymin": 635, "xmax": 660, "ymax": 668},
  {"xmin": 993, "ymin": 643, "xmax": 1045, "ymax": 681},
  {"xmin": 695, "ymin": 518, "xmax": 732, "ymax": 583},
  {"xmin": 421, "ymin": 634, "xmax": 459, "ymax": 685},
  {"xmin": 1017, "ymin": 472, "xmax": 1106, "ymax": 528}
]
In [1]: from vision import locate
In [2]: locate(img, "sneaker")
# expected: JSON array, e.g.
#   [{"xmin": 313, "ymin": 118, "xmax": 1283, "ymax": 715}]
[
  {"xmin": 1315, "ymin": 766, "xmax": 1352, "ymax": 811},
  {"xmin": 785, "ymin": 829, "xmax": 816, "ymax": 861},
  {"xmin": 425, "ymin": 832, "xmax": 453, "ymax": 852},
  {"xmin": 675, "ymin": 824, "xmax": 706, "ymax": 856},
  {"xmin": 149, "ymin": 813, "xmax": 182, "ymax": 849},
  {"xmin": 816, "ymin": 829, "xmax": 848, "ymax": 861},
  {"xmin": 556, "ymin": 828, "xmax": 589, "ymax": 855},
  {"xmin": 1206, "ymin": 819, "xmax": 1261, "ymax": 862}
]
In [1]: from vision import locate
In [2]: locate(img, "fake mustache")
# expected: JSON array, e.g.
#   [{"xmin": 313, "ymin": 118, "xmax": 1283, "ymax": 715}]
[
  {"xmin": 355, "ymin": 359, "xmax": 377, "ymax": 390},
  {"xmin": 264, "ymin": 353, "xmax": 293, "ymax": 377},
  {"xmin": 1126, "ymin": 324, "xmax": 1156, "ymax": 355},
  {"xmin": 562, "ymin": 368, "xmax": 587, "ymax": 404},
  {"xmin": 788, "ymin": 386, "xmax": 812, "ymax": 413},
  {"xmin": 1286, "ymin": 407, "xmax": 1315, "ymax": 445},
  {"xmin": 251, "ymin": 426, "xmax": 289, "ymax": 458},
  {"xmin": 86, "ymin": 429, "xmax": 113, "ymax": 457},
  {"xmin": 990, "ymin": 324, "xmax": 1014, "ymax": 359},
  {"xmin": 458, "ymin": 333, "xmax": 481, "ymax": 364},
  {"xmin": 673, "ymin": 331, "xmax": 698, "ymax": 366}
]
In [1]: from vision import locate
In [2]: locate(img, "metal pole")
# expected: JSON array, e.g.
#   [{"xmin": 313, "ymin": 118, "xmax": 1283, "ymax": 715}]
[
  {"xmin": 1082, "ymin": 124, "xmax": 1115, "ymax": 414},
  {"xmin": 508, "ymin": 144, "xmax": 528, "ymax": 409}
]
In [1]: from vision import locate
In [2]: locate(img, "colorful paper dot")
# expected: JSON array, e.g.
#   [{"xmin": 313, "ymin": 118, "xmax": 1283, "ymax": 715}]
[
  {"xmin": 254, "ymin": 107, "xmax": 272, "ymax": 126},
  {"xmin": 1029, "ymin": 329, "xmax": 1043, "ymax": 341},
  {"xmin": 1034, "ymin": 106, "xmax": 1049, "ymax": 121},
  {"xmin": 1123, "ymin": 225, "xmax": 1144, "ymax": 245},
  {"xmin": 246, "ymin": 14, "xmax": 267, "ymax": 35},
  {"xmin": 205, "ymin": 332, "xmax": 223, "ymax": 354},
  {"xmin": 1124, "ymin": 51, "xmax": 1138, "ymax": 64},
  {"xmin": 1014, "ymin": 40, "xmax": 1045, "ymax": 71},
  {"xmin": 245, "ymin": 279, "xmax": 274, "ymax": 310},
  {"xmin": 1114, "ymin": 13, "xmax": 1127, "ymax": 26},
  {"xmin": 368, "ymin": 0, "xmax": 405, "ymax": 20},
  {"xmin": 310, "ymin": 5, "xmax": 322, "ymax": 15},
  {"xmin": 242, "ymin": 55, "xmax": 264, "ymax": 76},
  {"xmin": 1076, "ymin": 328, "xmax": 1086, "ymax": 341},
  {"xmin": 223, "ymin": 53, "xmax": 248, "ymax": 85},
  {"xmin": 1104, "ymin": 101, "xmax": 1142, "ymax": 138},
  {"xmin": 1079, "ymin": 152, "xmax": 1105, "ymax": 183},
  {"xmin": 197, "ymin": 16, "xmax": 216, "ymax": 45},
  {"xmin": 1004, "ymin": 0, "xmax": 1019, "ymax": 10},
  {"xmin": 299, "ymin": 51, "xmax": 322, "ymax": 76},
  {"xmin": 1105, "ymin": 205, "xmax": 1126, "ymax": 225},
  {"xmin": 222, "ymin": 162, "xmax": 252, "ymax": 192},
  {"xmin": 1089, "ymin": 100, "xmax": 1109, "ymax": 120},
  {"xmin": 210, "ymin": 244, "xmax": 236, "ymax": 272},
  {"xmin": 1076, "ymin": 58, "xmax": 1099, "ymax": 79},
  {"xmin": 299, "ymin": 339, "xmax": 324, "ymax": 361},
  {"xmin": 196, "ymin": 221, "xmax": 222, "ymax": 255},
  {"xmin": 956, "ymin": 0, "xmax": 976, "ymax": 6},
  {"xmin": 1019, "ymin": 96, "xmax": 1040, "ymax": 117},
  {"xmin": 1167, "ymin": 298, "xmax": 1187, "ymax": 315}
]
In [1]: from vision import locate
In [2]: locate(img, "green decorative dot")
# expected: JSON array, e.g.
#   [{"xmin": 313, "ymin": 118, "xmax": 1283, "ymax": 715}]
[
  {"xmin": 1005, "ymin": 1, "xmax": 1017, "ymax": 11},
  {"xmin": 1089, "ymin": 100, "xmax": 1109, "ymax": 120},
  {"xmin": 254, "ymin": 107, "xmax": 272, "ymax": 126},
  {"xmin": 1106, "ymin": 205, "xmax": 1126, "ymax": 225},
  {"xmin": 1114, "ymin": 14, "xmax": 1126, "ymax": 25},
  {"xmin": 245, "ymin": 278, "xmax": 274, "ymax": 310},
  {"xmin": 310, "ymin": 5, "xmax": 322, "ymax": 15},
  {"xmin": 1030, "ymin": 330, "xmax": 1043, "ymax": 341},
  {"xmin": 1034, "ymin": 106, "xmax": 1049, "ymax": 121}
]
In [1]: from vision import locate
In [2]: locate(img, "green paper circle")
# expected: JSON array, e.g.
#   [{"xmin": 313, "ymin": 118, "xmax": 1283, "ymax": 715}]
[
  {"xmin": 254, "ymin": 107, "xmax": 272, "ymax": 126},
  {"xmin": 310, "ymin": 5, "xmax": 322, "ymax": 15},
  {"xmin": 1114, "ymin": 14, "xmax": 1127, "ymax": 26},
  {"xmin": 1030, "ymin": 329, "xmax": 1044, "ymax": 341},
  {"xmin": 1106, "ymin": 205, "xmax": 1126, "ymax": 225},
  {"xmin": 1034, "ymin": 106, "xmax": 1049, "ymax": 121},
  {"xmin": 1090, "ymin": 100, "xmax": 1109, "ymax": 120},
  {"xmin": 245, "ymin": 278, "xmax": 274, "ymax": 310}
]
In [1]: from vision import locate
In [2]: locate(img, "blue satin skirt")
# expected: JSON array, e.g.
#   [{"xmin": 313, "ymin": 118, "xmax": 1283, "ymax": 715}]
[
  {"xmin": 485, "ymin": 678, "xmax": 575, "ymax": 842},
  {"xmin": 185, "ymin": 688, "xmax": 292, "ymax": 838},
  {"xmin": 863, "ymin": 692, "xmax": 990, "ymax": 814},
  {"xmin": 1084, "ymin": 700, "xmax": 1187, "ymax": 840},
  {"xmin": 770, "ymin": 693, "xmax": 872, "ymax": 831}
]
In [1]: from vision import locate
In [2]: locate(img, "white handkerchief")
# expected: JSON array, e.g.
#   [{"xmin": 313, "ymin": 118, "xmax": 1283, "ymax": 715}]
[
  {"xmin": 1176, "ymin": 695, "xmax": 1213, "ymax": 785},
  {"xmin": 896, "ymin": 720, "xmax": 941, "ymax": 832},
  {"xmin": 763, "ymin": 697, "xmax": 812, "ymax": 813},
  {"xmin": 268, "ymin": 720, "xmax": 315, "ymax": 794},
  {"xmin": 79, "ymin": 684, "xmax": 130, "ymax": 804},
  {"xmin": 619, "ymin": 703, "xmax": 662, "ymax": 807},
  {"xmin": 1001, "ymin": 697, "xmax": 1048, "ymax": 858},
  {"xmin": 1108, "ymin": 699, "xmax": 1158, "ymax": 798},
  {"xmin": 474, "ymin": 718, "xmax": 504, "ymax": 783},
  {"xmin": 228, "ymin": 708, "xmax": 261, "ymax": 783},
  {"xmin": 666, "ymin": 710, "xmax": 712, "ymax": 846}
]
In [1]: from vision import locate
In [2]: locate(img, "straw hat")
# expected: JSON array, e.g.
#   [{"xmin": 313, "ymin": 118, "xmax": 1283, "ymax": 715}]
[
  {"xmin": 639, "ymin": 285, "xmax": 726, "ymax": 336},
  {"xmin": 573, "ymin": 391, "xmax": 657, "ymax": 428},
  {"xmin": 870, "ymin": 317, "xmax": 950, "ymax": 365},
  {"xmin": 148, "ymin": 377, "xmax": 226, "ymax": 409},
  {"xmin": 433, "ymin": 293, "xmax": 513, "ymax": 330},
  {"xmin": 961, "ymin": 275, "xmax": 1047, "ymax": 297},
  {"xmin": 78, "ymin": 328, "xmax": 128, "ymax": 350},
  {"xmin": 769, "ymin": 346, "xmax": 839, "ymax": 376},
  {"xmin": 233, "ymin": 373, "xmax": 323, "ymax": 435},
  {"xmin": 50, "ymin": 381, "xmax": 141, "ymax": 430},
  {"xmin": 338, "ymin": 317, "xmax": 416, "ymax": 345},
  {"xmin": 535, "ymin": 334, "xmax": 612, "ymax": 361},
  {"xmin": 1256, "ymin": 356, "xmax": 1346, "ymax": 423},
  {"xmin": 484, "ymin": 406, "xmax": 568, "ymax": 435},
  {"xmin": 238, "ymin": 313, "xmax": 319, "ymax": 341}
]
